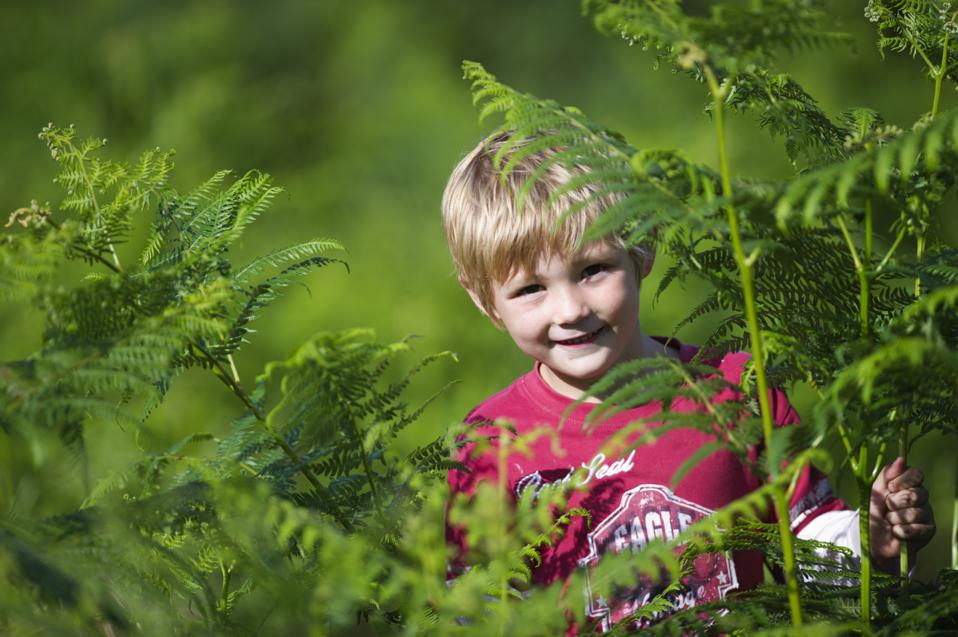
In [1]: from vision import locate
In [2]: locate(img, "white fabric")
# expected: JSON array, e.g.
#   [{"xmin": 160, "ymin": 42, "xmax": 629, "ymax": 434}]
[
  {"xmin": 796, "ymin": 508, "xmax": 917, "ymax": 580},
  {"xmin": 796, "ymin": 509, "xmax": 861, "ymax": 556},
  {"xmin": 795, "ymin": 509, "xmax": 862, "ymax": 585}
]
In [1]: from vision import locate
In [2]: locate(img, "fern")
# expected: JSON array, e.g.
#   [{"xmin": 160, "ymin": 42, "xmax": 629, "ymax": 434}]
[
  {"xmin": 4, "ymin": 0, "xmax": 958, "ymax": 634},
  {"xmin": 455, "ymin": 1, "xmax": 958, "ymax": 633}
]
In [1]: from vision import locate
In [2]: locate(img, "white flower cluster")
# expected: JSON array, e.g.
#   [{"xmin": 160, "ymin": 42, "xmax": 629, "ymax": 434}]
[
  {"xmin": 864, "ymin": 0, "xmax": 883, "ymax": 24},
  {"xmin": 939, "ymin": 3, "xmax": 958, "ymax": 36},
  {"xmin": 618, "ymin": 28, "xmax": 640, "ymax": 47}
]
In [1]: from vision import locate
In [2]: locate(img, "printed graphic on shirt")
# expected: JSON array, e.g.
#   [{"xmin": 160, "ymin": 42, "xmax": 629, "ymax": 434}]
[
  {"xmin": 578, "ymin": 484, "xmax": 738, "ymax": 632},
  {"xmin": 513, "ymin": 450, "xmax": 637, "ymax": 499}
]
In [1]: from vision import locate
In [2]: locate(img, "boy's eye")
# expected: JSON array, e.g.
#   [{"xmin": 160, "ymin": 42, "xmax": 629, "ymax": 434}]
[
  {"xmin": 516, "ymin": 284, "xmax": 544, "ymax": 297},
  {"xmin": 581, "ymin": 264, "xmax": 607, "ymax": 279}
]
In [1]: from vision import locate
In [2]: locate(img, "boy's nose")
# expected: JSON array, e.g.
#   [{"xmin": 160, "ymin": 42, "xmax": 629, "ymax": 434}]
[{"xmin": 552, "ymin": 287, "xmax": 590, "ymax": 325}]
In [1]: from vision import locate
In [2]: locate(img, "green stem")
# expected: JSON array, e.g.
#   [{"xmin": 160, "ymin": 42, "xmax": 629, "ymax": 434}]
[
  {"xmin": 348, "ymin": 417, "xmax": 385, "ymax": 520},
  {"xmin": 932, "ymin": 31, "xmax": 950, "ymax": 120},
  {"xmin": 915, "ymin": 234, "xmax": 926, "ymax": 298},
  {"xmin": 836, "ymin": 214, "xmax": 870, "ymax": 337},
  {"xmin": 908, "ymin": 36, "xmax": 937, "ymax": 75},
  {"xmin": 72, "ymin": 139, "xmax": 122, "ymax": 271},
  {"xmin": 837, "ymin": 421, "xmax": 857, "ymax": 471},
  {"xmin": 42, "ymin": 226, "xmax": 331, "ymax": 520},
  {"xmin": 870, "ymin": 442, "xmax": 887, "ymax": 483},
  {"xmin": 46, "ymin": 218, "xmax": 121, "ymax": 273},
  {"xmin": 219, "ymin": 560, "xmax": 233, "ymax": 612},
  {"xmin": 952, "ymin": 467, "xmax": 958, "ymax": 570},
  {"xmin": 191, "ymin": 343, "xmax": 333, "ymax": 513},
  {"xmin": 863, "ymin": 201, "xmax": 872, "ymax": 335},
  {"xmin": 227, "ymin": 353, "xmax": 240, "ymax": 382},
  {"xmin": 876, "ymin": 227, "xmax": 907, "ymax": 274},
  {"xmin": 899, "ymin": 424, "xmax": 910, "ymax": 582},
  {"xmin": 774, "ymin": 487, "xmax": 802, "ymax": 619},
  {"xmin": 703, "ymin": 65, "xmax": 802, "ymax": 626},
  {"xmin": 902, "ymin": 211, "xmax": 925, "ymax": 579},
  {"xmin": 858, "ymin": 447, "xmax": 873, "ymax": 630}
]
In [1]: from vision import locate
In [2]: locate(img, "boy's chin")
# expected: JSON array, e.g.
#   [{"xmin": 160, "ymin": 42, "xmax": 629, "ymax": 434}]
[{"xmin": 539, "ymin": 364, "xmax": 609, "ymax": 396}]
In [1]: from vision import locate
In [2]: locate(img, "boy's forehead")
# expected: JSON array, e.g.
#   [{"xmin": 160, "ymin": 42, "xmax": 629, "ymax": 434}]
[{"xmin": 501, "ymin": 240, "xmax": 623, "ymax": 279}]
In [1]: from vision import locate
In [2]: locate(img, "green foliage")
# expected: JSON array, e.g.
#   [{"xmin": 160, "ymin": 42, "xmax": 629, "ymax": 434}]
[
  {"xmin": 0, "ymin": 127, "xmax": 470, "ymax": 635},
  {"xmin": 457, "ymin": 0, "xmax": 958, "ymax": 633},
  {"xmin": 3, "ymin": 1, "xmax": 958, "ymax": 636}
]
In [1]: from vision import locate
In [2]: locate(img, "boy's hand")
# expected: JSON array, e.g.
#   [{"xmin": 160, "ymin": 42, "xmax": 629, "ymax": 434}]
[{"xmin": 869, "ymin": 456, "xmax": 935, "ymax": 573}]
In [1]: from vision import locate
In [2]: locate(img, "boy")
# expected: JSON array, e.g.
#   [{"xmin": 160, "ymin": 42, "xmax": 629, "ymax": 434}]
[{"xmin": 442, "ymin": 132, "xmax": 935, "ymax": 630}]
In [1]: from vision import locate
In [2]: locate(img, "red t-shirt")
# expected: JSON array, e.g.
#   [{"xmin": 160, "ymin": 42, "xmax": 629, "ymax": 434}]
[{"xmin": 446, "ymin": 340, "xmax": 844, "ymax": 631}]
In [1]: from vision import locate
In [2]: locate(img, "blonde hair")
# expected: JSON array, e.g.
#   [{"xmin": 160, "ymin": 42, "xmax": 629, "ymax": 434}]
[{"xmin": 441, "ymin": 132, "xmax": 643, "ymax": 318}]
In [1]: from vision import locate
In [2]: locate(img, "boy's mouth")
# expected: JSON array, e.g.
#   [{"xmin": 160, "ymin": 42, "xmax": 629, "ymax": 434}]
[{"xmin": 554, "ymin": 326, "xmax": 606, "ymax": 346}]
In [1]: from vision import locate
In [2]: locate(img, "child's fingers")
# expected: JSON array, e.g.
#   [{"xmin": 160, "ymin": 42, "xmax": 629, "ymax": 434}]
[
  {"xmin": 884, "ymin": 485, "xmax": 928, "ymax": 511},
  {"xmin": 885, "ymin": 506, "xmax": 933, "ymax": 527},
  {"xmin": 890, "ymin": 522, "xmax": 936, "ymax": 541},
  {"xmin": 873, "ymin": 456, "xmax": 907, "ymax": 495},
  {"xmin": 888, "ymin": 467, "xmax": 924, "ymax": 492}
]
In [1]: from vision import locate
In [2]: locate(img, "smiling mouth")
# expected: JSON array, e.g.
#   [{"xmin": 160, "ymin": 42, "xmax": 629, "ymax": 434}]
[{"xmin": 554, "ymin": 326, "xmax": 606, "ymax": 346}]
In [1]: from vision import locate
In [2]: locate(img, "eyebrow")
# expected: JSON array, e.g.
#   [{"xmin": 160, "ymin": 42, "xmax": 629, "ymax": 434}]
[
  {"xmin": 571, "ymin": 248, "xmax": 617, "ymax": 267},
  {"xmin": 504, "ymin": 272, "xmax": 538, "ymax": 290}
]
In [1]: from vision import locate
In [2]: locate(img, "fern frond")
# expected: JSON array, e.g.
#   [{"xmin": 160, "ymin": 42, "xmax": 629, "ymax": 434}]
[
  {"xmin": 234, "ymin": 238, "xmax": 344, "ymax": 281},
  {"xmin": 776, "ymin": 106, "xmax": 958, "ymax": 225},
  {"xmin": 464, "ymin": 61, "xmax": 720, "ymax": 248}
]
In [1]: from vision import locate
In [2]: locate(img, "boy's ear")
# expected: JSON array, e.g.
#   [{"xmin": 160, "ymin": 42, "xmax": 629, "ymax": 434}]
[
  {"xmin": 462, "ymin": 282, "xmax": 502, "ymax": 323},
  {"xmin": 633, "ymin": 245, "xmax": 656, "ymax": 279}
]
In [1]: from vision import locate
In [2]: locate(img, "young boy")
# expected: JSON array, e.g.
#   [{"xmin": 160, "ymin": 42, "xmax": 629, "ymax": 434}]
[{"xmin": 442, "ymin": 132, "xmax": 936, "ymax": 630}]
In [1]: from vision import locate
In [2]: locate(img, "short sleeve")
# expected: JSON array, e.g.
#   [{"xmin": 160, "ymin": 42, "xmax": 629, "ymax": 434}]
[{"xmin": 767, "ymin": 387, "xmax": 847, "ymax": 533}]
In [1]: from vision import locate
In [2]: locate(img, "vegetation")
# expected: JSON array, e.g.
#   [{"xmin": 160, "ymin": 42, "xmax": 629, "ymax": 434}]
[{"xmin": 1, "ymin": 0, "xmax": 957, "ymax": 635}]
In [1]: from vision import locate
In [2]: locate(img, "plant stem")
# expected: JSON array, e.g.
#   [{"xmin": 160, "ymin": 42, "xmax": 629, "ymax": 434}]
[
  {"xmin": 227, "ymin": 353, "xmax": 240, "ymax": 382},
  {"xmin": 858, "ymin": 445, "xmax": 872, "ymax": 630},
  {"xmin": 63, "ymin": 230, "xmax": 318, "ymax": 501},
  {"xmin": 932, "ymin": 31, "xmax": 950, "ymax": 120},
  {"xmin": 914, "ymin": 234, "xmax": 926, "ymax": 297},
  {"xmin": 899, "ymin": 423, "xmax": 910, "ymax": 582},
  {"xmin": 348, "ymin": 416, "xmax": 385, "ymax": 520},
  {"xmin": 837, "ymin": 421, "xmax": 856, "ymax": 469},
  {"xmin": 836, "ymin": 212, "xmax": 870, "ymax": 337},
  {"xmin": 864, "ymin": 200, "xmax": 873, "ymax": 331},
  {"xmin": 191, "ymin": 343, "xmax": 330, "ymax": 504},
  {"xmin": 952, "ymin": 466, "xmax": 958, "ymax": 570},
  {"xmin": 876, "ymin": 227, "xmax": 907, "ymax": 274},
  {"xmin": 72, "ymin": 138, "xmax": 122, "ymax": 271},
  {"xmin": 46, "ymin": 227, "xmax": 328, "ymax": 507},
  {"xmin": 703, "ymin": 64, "xmax": 802, "ymax": 626},
  {"xmin": 46, "ymin": 218, "xmax": 123, "ymax": 273},
  {"xmin": 58, "ymin": 203, "xmax": 344, "ymax": 527},
  {"xmin": 219, "ymin": 560, "xmax": 233, "ymax": 612}
]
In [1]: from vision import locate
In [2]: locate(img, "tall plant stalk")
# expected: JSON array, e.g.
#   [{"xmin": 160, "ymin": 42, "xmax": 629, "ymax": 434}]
[
  {"xmin": 703, "ymin": 65, "xmax": 802, "ymax": 626},
  {"xmin": 899, "ymin": 423, "xmax": 909, "ymax": 580},
  {"xmin": 894, "ymin": 26, "xmax": 949, "ymax": 583},
  {"xmin": 857, "ymin": 446, "xmax": 874, "ymax": 626},
  {"xmin": 953, "ymin": 467, "xmax": 958, "ymax": 570},
  {"xmin": 834, "ymin": 423, "xmax": 886, "ymax": 630},
  {"xmin": 62, "ymin": 230, "xmax": 332, "ymax": 514},
  {"xmin": 836, "ymin": 198, "xmax": 887, "ymax": 626},
  {"xmin": 930, "ymin": 27, "xmax": 955, "ymax": 585},
  {"xmin": 931, "ymin": 31, "xmax": 950, "ymax": 121}
]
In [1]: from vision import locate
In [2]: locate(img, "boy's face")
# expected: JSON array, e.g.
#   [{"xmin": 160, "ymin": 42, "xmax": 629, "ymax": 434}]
[{"xmin": 478, "ymin": 242, "xmax": 648, "ymax": 399}]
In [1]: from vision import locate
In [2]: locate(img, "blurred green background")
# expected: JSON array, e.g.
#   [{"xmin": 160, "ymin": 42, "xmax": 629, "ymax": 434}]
[{"xmin": 1, "ymin": 0, "xmax": 955, "ymax": 579}]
